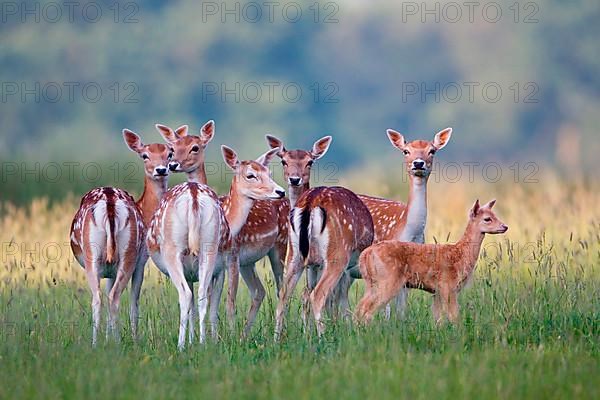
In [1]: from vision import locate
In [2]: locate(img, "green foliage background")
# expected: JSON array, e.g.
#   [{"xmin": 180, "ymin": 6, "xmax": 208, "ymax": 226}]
[{"xmin": 1, "ymin": 0, "xmax": 599, "ymax": 203}]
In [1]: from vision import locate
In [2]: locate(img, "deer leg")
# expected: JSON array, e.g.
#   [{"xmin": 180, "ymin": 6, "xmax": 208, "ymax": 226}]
[
  {"xmin": 355, "ymin": 291, "xmax": 378, "ymax": 324},
  {"xmin": 84, "ymin": 262, "xmax": 102, "ymax": 347},
  {"xmin": 434, "ymin": 287, "xmax": 451, "ymax": 326},
  {"xmin": 302, "ymin": 266, "xmax": 319, "ymax": 331},
  {"xmin": 105, "ymin": 278, "xmax": 114, "ymax": 296},
  {"xmin": 225, "ymin": 253, "xmax": 239, "ymax": 327},
  {"xmin": 447, "ymin": 291, "xmax": 460, "ymax": 324},
  {"xmin": 310, "ymin": 253, "xmax": 350, "ymax": 337},
  {"xmin": 107, "ymin": 264, "xmax": 130, "ymax": 342},
  {"xmin": 129, "ymin": 260, "xmax": 145, "ymax": 341},
  {"xmin": 359, "ymin": 277, "xmax": 405, "ymax": 324},
  {"xmin": 187, "ymin": 280, "xmax": 197, "ymax": 344},
  {"xmin": 208, "ymin": 268, "xmax": 225, "ymax": 339},
  {"xmin": 268, "ymin": 246, "xmax": 284, "ymax": 293},
  {"xmin": 239, "ymin": 264, "xmax": 266, "ymax": 339},
  {"xmin": 164, "ymin": 250, "xmax": 192, "ymax": 351},
  {"xmin": 394, "ymin": 287, "xmax": 408, "ymax": 318},
  {"xmin": 274, "ymin": 254, "xmax": 304, "ymax": 341},
  {"xmin": 197, "ymin": 251, "xmax": 217, "ymax": 344},
  {"xmin": 335, "ymin": 271, "xmax": 353, "ymax": 320}
]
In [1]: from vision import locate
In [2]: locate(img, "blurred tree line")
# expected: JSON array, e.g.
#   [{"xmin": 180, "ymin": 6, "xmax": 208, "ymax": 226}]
[{"xmin": 0, "ymin": 0, "xmax": 598, "ymax": 203}]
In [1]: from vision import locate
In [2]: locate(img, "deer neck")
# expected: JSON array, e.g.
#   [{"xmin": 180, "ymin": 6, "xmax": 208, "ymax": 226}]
[
  {"xmin": 288, "ymin": 182, "xmax": 310, "ymax": 208},
  {"xmin": 137, "ymin": 175, "xmax": 168, "ymax": 227},
  {"xmin": 398, "ymin": 175, "xmax": 428, "ymax": 243},
  {"xmin": 457, "ymin": 222, "xmax": 486, "ymax": 276},
  {"xmin": 222, "ymin": 179, "xmax": 255, "ymax": 238},
  {"xmin": 186, "ymin": 164, "xmax": 207, "ymax": 185}
]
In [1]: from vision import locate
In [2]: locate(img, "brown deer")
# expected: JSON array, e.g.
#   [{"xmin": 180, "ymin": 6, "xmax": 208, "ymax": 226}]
[
  {"xmin": 338, "ymin": 128, "xmax": 453, "ymax": 317},
  {"xmin": 156, "ymin": 121, "xmax": 289, "ymax": 337},
  {"xmin": 70, "ymin": 130, "xmax": 172, "ymax": 345},
  {"xmin": 274, "ymin": 186, "xmax": 374, "ymax": 339},
  {"xmin": 265, "ymin": 134, "xmax": 336, "ymax": 325},
  {"xmin": 146, "ymin": 145, "xmax": 284, "ymax": 349},
  {"xmin": 355, "ymin": 199, "xmax": 508, "ymax": 324}
]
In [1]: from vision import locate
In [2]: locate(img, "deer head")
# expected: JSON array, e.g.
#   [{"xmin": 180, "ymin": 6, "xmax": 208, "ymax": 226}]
[
  {"xmin": 265, "ymin": 134, "xmax": 332, "ymax": 188},
  {"xmin": 222, "ymin": 145, "xmax": 285, "ymax": 200},
  {"xmin": 123, "ymin": 129, "xmax": 172, "ymax": 181},
  {"xmin": 156, "ymin": 120, "xmax": 214, "ymax": 177},
  {"xmin": 469, "ymin": 199, "xmax": 508, "ymax": 234},
  {"xmin": 386, "ymin": 127, "xmax": 452, "ymax": 179}
]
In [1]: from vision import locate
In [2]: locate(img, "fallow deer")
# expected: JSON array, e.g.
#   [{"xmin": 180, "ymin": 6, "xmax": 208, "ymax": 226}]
[
  {"xmin": 274, "ymin": 186, "xmax": 374, "ymax": 339},
  {"xmin": 265, "ymin": 134, "xmax": 334, "ymax": 324},
  {"xmin": 70, "ymin": 130, "xmax": 172, "ymax": 345},
  {"xmin": 355, "ymin": 199, "xmax": 508, "ymax": 324},
  {"xmin": 146, "ymin": 145, "xmax": 284, "ymax": 349},
  {"xmin": 338, "ymin": 128, "xmax": 453, "ymax": 317},
  {"xmin": 156, "ymin": 121, "xmax": 289, "ymax": 337}
]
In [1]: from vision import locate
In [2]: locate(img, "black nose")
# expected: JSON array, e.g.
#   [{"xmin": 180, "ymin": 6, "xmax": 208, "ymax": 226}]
[
  {"xmin": 413, "ymin": 161, "xmax": 425, "ymax": 169},
  {"xmin": 289, "ymin": 177, "xmax": 301, "ymax": 186},
  {"xmin": 276, "ymin": 189, "xmax": 285, "ymax": 198},
  {"xmin": 156, "ymin": 167, "xmax": 168, "ymax": 176},
  {"xmin": 168, "ymin": 162, "xmax": 179, "ymax": 171}
]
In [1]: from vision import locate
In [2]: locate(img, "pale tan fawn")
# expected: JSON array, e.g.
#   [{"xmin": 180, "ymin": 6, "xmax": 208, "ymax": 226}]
[
  {"xmin": 156, "ymin": 121, "xmax": 289, "ymax": 337},
  {"xmin": 337, "ymin": 127, "xmax": 453, "ymax": 318},
  {"xmin": 146, "ymin": 145, "xmax": 284, "ymax": 349},
  {"xmin": 355, "ymin": 199, "xmax": 508, "ymax": 324},
  {"xmin": 70, "ymin": 130, "xmax": 172, "ymax": 345},
  {"xmin": 275, "ymin": 187, "xmax": 374, "ymax": 340}
]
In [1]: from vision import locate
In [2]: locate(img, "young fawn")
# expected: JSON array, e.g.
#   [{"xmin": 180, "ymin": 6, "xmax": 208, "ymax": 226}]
[
  {"xmin": 156, "ymin": 121, "xmax": 289, "ymax": 337},
  {"xmin": 275, "ymin": 187, "xmax": 374, "ymax": 339},
  {"xmin": 70, "ymin": 130, "xmax": 172, "ymax": 345},
  {"xmin": 355, "ymin": 199, "xmax": 508, "ymax": 324},
  {"xmin": 146, "ymin": 145, "xmax": 284, "ymax": 349}
]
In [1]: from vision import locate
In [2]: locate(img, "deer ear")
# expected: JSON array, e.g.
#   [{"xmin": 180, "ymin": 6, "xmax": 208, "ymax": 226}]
[
  {"xmin": 469, "ymin": 199, "xmax": 481, "ymax": 218},
  {"xmin": 123, "ymin": 129, "xmax": 144, "ymax": 153},
  {"xmin": 386, "ymin": 129, "xmax": 406, "ymax": 151},
  {"xmin": 311, "ymin": 136, "xmax": 332, "ymax": 160},
  {"xmin": 265, "ymin": 134, "xmax": 285, "ymax": 156},
  {"xmin": 256, "ymin": 147, "xmax": 279, "ymax": 167},
  {"xmin": 433, "ymin": 127, "xmax": 452, "ymax": 150},
  {"xmin": 484, "ymin": 199, "xmax": 496, "ymax": 209},
  {"xmin": 155, "ymin": 124, "xmax": 177, "ymax": 144},
  {"xmin": 199, "ymin": 120, "xmax": 214, "ymax": 145},
  {"xmin": 174, "ymin": 125, "xmax": 189, "ymax": 138},
  {"xmin": 221, "ymin": 145, "xmax": 239, "ymax": 171}
]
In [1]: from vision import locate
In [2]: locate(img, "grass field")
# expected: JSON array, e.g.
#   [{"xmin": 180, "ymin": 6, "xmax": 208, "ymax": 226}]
[{"xmin": 1, "ymin": 174, "xmax": 599, "ymax": 399}]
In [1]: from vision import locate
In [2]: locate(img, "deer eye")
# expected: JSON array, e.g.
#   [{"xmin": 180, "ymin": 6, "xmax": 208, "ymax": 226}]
[
  {"xmin": 307, "ymin": 160, "xmax": 314, "ymax": 167},
  {"xmin": 429, "ymin": 148, "xmax": 436, "ymax": 155},
  {"xmin": 281, "ymin": 160, "xmax": 287, "ymax": 166},
  {"xmin": 403, "ymin": 150, "xmax": 410, "ymax": 155},
  {"xmin": 142, "ymin": 154, "xmax": 149, "ymax": 160},
  {"xmin": 246, "ymin": 173, "xmax": 257, "ymax": 180},
  {"xmin": 484, "ymin": 217, "xmax": 492, "ymax": 222},
  {"xmin": 190, "ymin": 145, "xmax": 200, "ymax": 153}
]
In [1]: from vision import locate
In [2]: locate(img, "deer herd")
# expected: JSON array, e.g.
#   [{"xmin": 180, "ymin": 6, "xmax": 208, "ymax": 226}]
[{"xmin": 70, "ymin": 121, "xmax": 508, "ymax": 348}]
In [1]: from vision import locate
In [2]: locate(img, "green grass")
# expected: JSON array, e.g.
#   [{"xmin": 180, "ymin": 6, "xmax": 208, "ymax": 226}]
[{"xmin": 1, "ymin": 262, "xmax": 598, "ymax": 400}]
